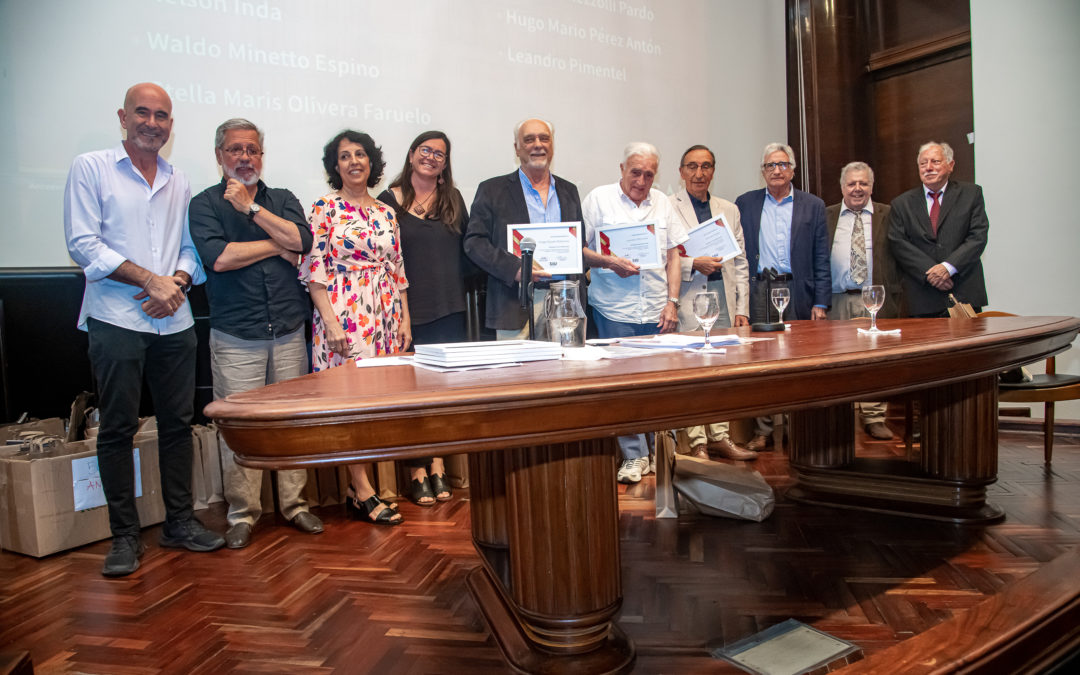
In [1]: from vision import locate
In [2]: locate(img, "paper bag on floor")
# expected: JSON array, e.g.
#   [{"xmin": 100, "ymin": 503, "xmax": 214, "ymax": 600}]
[{"xmin": 673, "ymin": 455, "xmax": 775, "ymax": 521}]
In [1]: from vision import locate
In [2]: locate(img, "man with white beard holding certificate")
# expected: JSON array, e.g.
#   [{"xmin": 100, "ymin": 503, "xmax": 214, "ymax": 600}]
[
  {"xmin": 581, "ymin": 142, "xmax": 688, "ymax": 484},
  {"xmin": 464, "ymin": 118, "xmax": 585, "ymax": 338},
  {"xmin": 669, "ymin": 145, "xmax": 756, "ymax": 461}
]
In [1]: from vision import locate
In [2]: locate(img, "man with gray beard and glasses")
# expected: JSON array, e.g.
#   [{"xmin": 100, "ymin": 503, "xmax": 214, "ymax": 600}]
[{"xmin": 189, "ymin": 118, "xmax": 322, "ymax": 550}]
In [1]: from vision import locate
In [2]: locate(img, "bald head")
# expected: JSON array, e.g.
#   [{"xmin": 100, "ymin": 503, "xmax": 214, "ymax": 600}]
[{"xmin": 118, "ymin": 82, "xmax": 173, "ymax": 156}]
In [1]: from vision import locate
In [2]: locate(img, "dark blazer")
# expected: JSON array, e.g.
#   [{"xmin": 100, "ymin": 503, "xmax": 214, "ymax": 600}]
[
  {"xmin": 464, "ymin": 170, "xmax": 584, "ymax": 330},
  {"xmin": 826, "ymin": 201, "xmax": 901, "ymax": 319},
  {"xmin": 887, "ymin": 180, "xmax": 988, "ymax": 315},
  {"xmin": 735, "ymin": 187, "xmax": 831, "ymax": 320}
]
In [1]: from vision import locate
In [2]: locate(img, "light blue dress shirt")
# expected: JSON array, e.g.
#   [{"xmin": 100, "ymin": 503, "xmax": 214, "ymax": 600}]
[
  {"xmin": 64, "ymin": 145, "xmax": 204, "ymax": 334},
  {"xmin": 830, "ymin": 202, "xmax": 875, "ymax": 293},
  {"xmin": 518, "ymin": 168, "xmax": 561, "ymax": 223},
  {"xmin": 758, "ymin": 188, "xmax": 793, "ymax": 274}
]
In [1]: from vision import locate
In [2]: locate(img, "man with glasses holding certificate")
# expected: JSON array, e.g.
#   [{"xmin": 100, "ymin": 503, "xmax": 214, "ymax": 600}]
[
  {"xmin": 670, "ymin": 145, "xmax": 757, "ymax": 461},
  {"xmin": 582, "ymin": 142, "xmax": 688, "ymax": 483}
]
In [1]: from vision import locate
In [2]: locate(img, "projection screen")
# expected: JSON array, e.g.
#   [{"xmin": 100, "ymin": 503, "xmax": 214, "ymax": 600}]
[{"xmin": 0, "ymin": 0, "xmax": 786, "ymax": 268}]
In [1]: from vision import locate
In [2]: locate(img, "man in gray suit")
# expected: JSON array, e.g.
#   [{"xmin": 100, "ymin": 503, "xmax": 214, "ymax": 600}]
[
  {"xmin": 826, "ymin": 161, "xmax": 901, "ymax": 440},
  {"xmin": 888, "ymin": 142, "xmax": 989, "ymax": 317}
]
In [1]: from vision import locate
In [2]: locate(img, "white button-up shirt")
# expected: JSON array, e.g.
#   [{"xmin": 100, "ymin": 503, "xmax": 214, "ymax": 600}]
[
  {"xmin": 582, "ymin": 182, "xmax": 687, "ymax": 324},
  {"xmin": 64, "ymin": 145, "xmax": 204, "ymax": 333}
]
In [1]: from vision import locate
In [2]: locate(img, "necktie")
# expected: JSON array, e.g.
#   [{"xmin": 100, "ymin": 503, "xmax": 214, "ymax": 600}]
[
  {"xmin": 850, "ymin": 210, "xmax": 867, "ymax": 286},
  {"xmin": 929, "ymin": 191, "xmax": 941, "ymax": 235}
]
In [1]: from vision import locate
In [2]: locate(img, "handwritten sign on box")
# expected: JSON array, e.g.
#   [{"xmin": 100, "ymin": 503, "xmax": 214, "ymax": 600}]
[{"xmin": 71, "ymin": 447, "xmax": 143, "ymax": 511}]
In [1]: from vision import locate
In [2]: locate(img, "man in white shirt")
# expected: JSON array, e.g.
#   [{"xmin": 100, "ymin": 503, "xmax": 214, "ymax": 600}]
[
  {"xmin": 582, "ymin": 142, "xmax": 687, "ymax": 483},
  {"xmin": 65, "ymin": 83, "xmax": 224, "ymax": 577},
  {"xmin": 826, "ymin": 162, "xmax": 901, "ymax": 440}
]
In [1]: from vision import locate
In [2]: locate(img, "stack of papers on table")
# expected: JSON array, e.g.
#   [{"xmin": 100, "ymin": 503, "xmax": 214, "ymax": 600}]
[
  {"xmin": 618, "ymin": 334, "xmax": 744, "ymax": 350},
  {"xmin": 412, "ymin": 340, "xmax": 563, "ymax": 368}
]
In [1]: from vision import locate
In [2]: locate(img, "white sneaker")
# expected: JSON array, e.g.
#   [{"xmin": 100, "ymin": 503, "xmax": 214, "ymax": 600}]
[
  {"xmin": 617, "ymin": 458, "xmax": 642, "ymax": 484},
  {"xmin": 635, "ymin": 456, "xmax": 652, "ymax": 478}
]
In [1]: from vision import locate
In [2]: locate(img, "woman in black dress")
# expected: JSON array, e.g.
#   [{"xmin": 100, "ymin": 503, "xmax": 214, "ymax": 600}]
[{"xmin": 379, "ymin": 130, "xmax": 472, "ymax": 506}]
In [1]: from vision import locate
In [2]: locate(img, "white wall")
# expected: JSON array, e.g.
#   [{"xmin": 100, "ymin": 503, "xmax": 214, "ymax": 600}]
[{"xmin": 971, "ymin": 0, "xmax": 1080, "ymax": 420}]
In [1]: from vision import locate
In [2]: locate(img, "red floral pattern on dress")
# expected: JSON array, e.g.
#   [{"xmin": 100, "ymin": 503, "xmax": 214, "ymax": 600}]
[{"xmin": 299, "ymin": 193, "xmax": 408, "ymax": 371}]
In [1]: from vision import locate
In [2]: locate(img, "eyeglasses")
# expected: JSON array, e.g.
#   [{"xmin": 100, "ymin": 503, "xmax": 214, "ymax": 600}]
[
  {"xmin": 681, "ymin": 162, "xmax": 714, "ymax": 172},
  {"xmin": 762, "ymin": 162, "xmax": 792, "ymax": 171},
  {"xmin": 417, "ymin": 146, "xmax": 446, "ymax": 161},
  {"xmin": 223, "ymin": 145, "xmax": 262, "ymax": 158}
]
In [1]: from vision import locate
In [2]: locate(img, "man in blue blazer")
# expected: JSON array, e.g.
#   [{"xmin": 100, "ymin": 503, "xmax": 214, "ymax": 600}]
[
  {"xmin": 736, "ymin": 142, "xmax": 831, "ymax": 451},
  {"xmin": 464, "ymin": 118, "xmax": 585, "ymax": 336}
]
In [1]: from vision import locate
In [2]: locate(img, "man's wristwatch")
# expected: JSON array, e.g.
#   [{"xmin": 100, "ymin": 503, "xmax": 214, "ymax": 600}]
[
  {"xmin": 248, "ymin": 203, "xmax": 261, "ymax": 218},
  {"xmin": 668, "ymin": 296, "xmax": 680, "ymax": 306}
]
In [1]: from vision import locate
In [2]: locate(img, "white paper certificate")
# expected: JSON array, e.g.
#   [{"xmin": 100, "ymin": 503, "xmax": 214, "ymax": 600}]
[
  {"xmin": 596, "ymin": 221, "xmax": 662, "ymax": 270},
  {"xmin": 506, "ymin": 222, "xmax": 584, "ymax": 275},
  {"xmin": 676, "ymin": 213, "xmax": 742, "ymax": 262}
]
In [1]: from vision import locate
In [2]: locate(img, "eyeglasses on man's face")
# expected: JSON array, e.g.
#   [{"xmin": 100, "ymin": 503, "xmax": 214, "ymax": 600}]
[
  {"xmin": 223, "ymin": 145, "xmax": 263, "ymax": 158},
  {"xmin": 762, "ymin": 161, "xmax": 792, "ymax": 171}
]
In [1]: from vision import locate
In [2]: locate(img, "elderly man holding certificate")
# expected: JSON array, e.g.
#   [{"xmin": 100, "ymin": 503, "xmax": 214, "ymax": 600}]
[
  {"xmin": 465, "ymin": 118, "xmax": 586, "ymax": 339},
  {"xmin": 582, "ymin": 142, "xmax": 688, "ymax": 484},
  {"xmin": 669, "ymin": 145, "xmax": 757, "ymax": 461}
]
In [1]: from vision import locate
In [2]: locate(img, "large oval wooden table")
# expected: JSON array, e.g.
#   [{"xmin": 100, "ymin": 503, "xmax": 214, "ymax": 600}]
[{"xmin": 205, "ymin": 316, "xmax": 1079, "ymax": 674}]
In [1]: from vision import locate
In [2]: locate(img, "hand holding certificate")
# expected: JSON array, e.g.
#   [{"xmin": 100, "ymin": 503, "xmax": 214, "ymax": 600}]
[
  {"xmin": 506, "ymin": 222, "xmax": 584, "ymax": 275},
  {"xmin": 675, "ymin": 213, "xmax": 742, "ymax": 263},
  {"xmin": 596, "ymin": 221, "xmax": 662, "ymax": 271}
]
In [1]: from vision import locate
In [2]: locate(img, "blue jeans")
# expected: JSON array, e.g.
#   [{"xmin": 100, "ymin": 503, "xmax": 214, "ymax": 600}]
[{"xmin": 591, "ymin": 309, "xmax": 658, "ymax": 460}]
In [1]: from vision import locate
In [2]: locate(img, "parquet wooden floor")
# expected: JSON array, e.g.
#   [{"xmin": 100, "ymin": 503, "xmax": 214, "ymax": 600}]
[{"xmin": 2, "ymin": 425, "xmax": 1078, "ymax": 674}]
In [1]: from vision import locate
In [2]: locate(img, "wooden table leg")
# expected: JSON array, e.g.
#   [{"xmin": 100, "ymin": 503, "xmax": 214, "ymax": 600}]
[
  {"xmin": 787, "ymin": 379, "xmax": 1004, "ymax": 524},
  {"xmin": 467, "ymin": 437, "xmax": 635, "ymax": 674}
]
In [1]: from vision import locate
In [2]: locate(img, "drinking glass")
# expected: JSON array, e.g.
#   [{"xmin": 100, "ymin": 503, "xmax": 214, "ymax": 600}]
[
  {"xmin": 770, "ymin": 287, "xmax": 790, "ymax": 325},
  {"xmin": 692, "ymin": 291, "xmax": 721, "ymax": 350},
  {"xmin": 861, "ymin": 284, "xmax": 885, "ymax": 333}
]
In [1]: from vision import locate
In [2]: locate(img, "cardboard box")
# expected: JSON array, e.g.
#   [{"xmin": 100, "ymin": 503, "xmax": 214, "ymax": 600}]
[
  {"xmin": 0, "ymin": 417, "xmax": 66, "ymax": 444},
  {"xmin": 0, "ymin": 432, "xmax": 164, "ymax": 557}
]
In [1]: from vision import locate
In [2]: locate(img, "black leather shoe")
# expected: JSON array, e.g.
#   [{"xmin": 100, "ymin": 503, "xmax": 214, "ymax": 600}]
[
  {"xmin": 160, "ymin": 518, "xmax": 225, "ymax": 552},
  {"xmin": 225, "ymin": 522, "xmax": 253, "ymax": 549},
  {"xmin": 102, "ymin": 535, "xmax": 145, "ymax": 577},
  {"xmin": 290, "ymin": 511, "xmax": 324, "ymax": 534}
]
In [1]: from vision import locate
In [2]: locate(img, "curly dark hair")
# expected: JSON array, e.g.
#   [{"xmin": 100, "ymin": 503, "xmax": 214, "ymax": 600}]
[{"xmin": 322, "ymin": 130, "xmax": 385, "ymax": 190}]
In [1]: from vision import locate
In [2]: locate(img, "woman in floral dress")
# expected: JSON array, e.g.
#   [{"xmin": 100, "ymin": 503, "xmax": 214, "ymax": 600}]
[{"xmin": 300, "ymin": 129, "xmax": 410, "ymax": 525}]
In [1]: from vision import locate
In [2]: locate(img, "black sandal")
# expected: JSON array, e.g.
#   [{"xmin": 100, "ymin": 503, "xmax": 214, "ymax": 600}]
[
  {"xmin": 428, "ymin": 473, "xmax": 453, "ymax": 502},
  {"xmin": 409, "ymin": 476, "xmax": 436, "ymax": 507},
  {"xmin": 347, "ymin": 493, "xmax": 403, "ymax": 526},
  {"xmin": 349, "ymin": 484, "xmax": 398, "ymax": 511}
]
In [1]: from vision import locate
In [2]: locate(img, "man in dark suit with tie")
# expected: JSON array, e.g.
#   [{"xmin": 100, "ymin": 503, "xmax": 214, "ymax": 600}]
[
  {"xmin": 887, "ymin": 141, "xmax": 989, "ymax": 317},
  {"xmin": 464, "ymin": 118, "xmax": 585, "ymax": 338},
  {"xmin": 736, "ymin": 142, "xmax": 831, "ymax": 451},
  {"xmin": 826, "ymin": 161, "xmax": 901, "ymax": 440}
]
